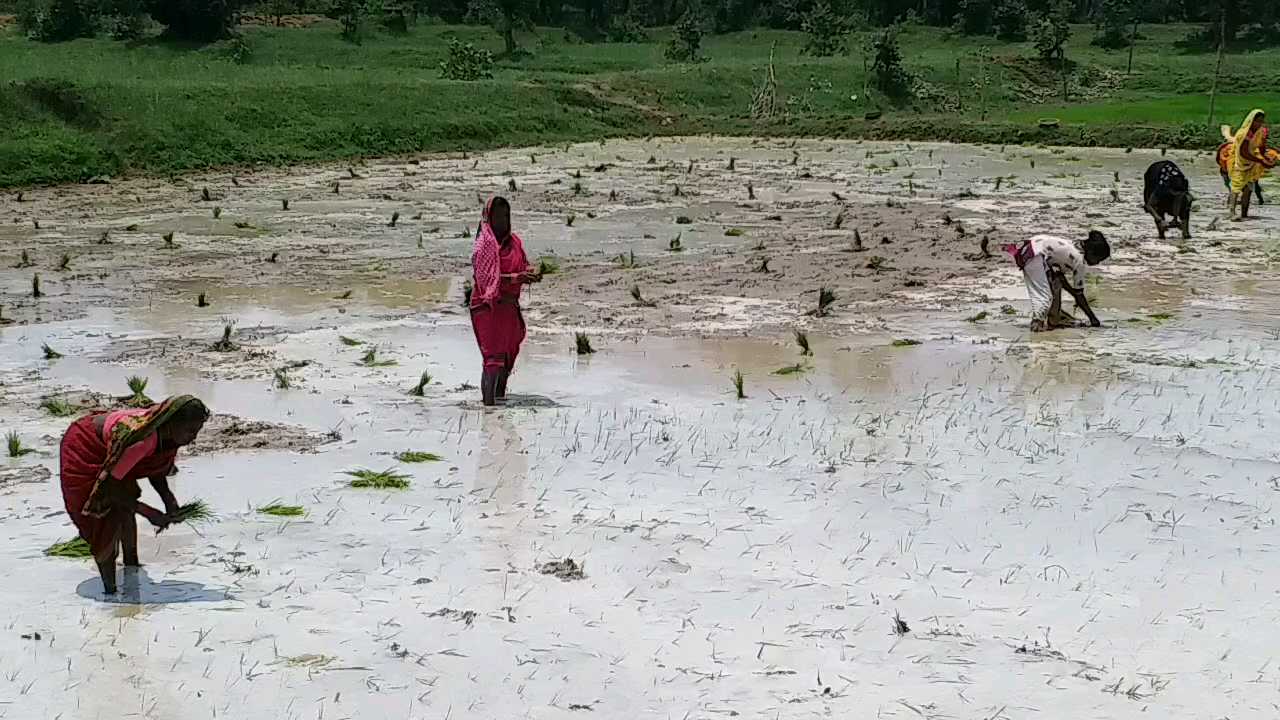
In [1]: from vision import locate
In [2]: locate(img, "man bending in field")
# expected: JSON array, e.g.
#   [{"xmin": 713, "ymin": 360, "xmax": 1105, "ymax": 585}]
[{"xmin": 1003, "ymin": 231, "xmax": 1110, "ymax": 332}]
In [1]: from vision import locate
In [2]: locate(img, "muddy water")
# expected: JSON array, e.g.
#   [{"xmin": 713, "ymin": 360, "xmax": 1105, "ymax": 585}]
[{"xmin": 3, "ymin": 139, "xmax": 1280, "ymax": 719}]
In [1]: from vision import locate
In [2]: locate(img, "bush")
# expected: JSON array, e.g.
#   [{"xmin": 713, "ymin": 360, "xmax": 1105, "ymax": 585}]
[
  {"xmin": 439, "ymin": 38, "xmax": 494, "ymax": 80},
  {"xmin": 664, "ymin": 10, "xmax": 704, "ymax": 62},
  {"xmin": 1091, "ymin": 0, "xmax": 1132, "ymax": 50},
  {"xmin": 381, "ymin": 1, "xmax": 413, "ymax": 33},
  {"xmin": 955, "ymin": 0, "xmax": 992, "ymax": 35},
  {"xmin": 1032, "ymin": 1, "xmax": 1071, "ymax": 61},
  {"xmin": 801, "ymin": 0, "xmax": 849, "ymax": 57},
  {"xmin": 216, "ymin": 34, "xmax": 253, "ymax": 64},
  {"xmin": 17, "ymin": 0, "xmax": 100, "ymax": 42},
  {"xmin": 144, "ymin": 0, "xmax": 245, "ymax": 41},
  {"xmin": 606, "ymin": 13, "xmax": 648, "ymax": 43},
  {"xmin": 992, "ymin": 0, "xmax": 1028, "ymax": 41},
  {"xmin": 329, "ymin": 0, "xmax": 367, "ymax": 42},
  {"xmin": 871, "ymin": 27, "xmax": 911, "ymax": 98}
]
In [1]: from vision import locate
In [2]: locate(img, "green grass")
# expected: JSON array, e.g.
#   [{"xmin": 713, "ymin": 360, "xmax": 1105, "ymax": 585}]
[
  {"xmin": 345, "ymin": 468, "xmax": 411, "ymax": 489},
  {"xmin": 257, "ymin": 502, "xmax": 305, "ymax": 517},
  {"xmin": 44, "ymin": 537, "xmax": 91, "ymax": 558},
  {"xmin": 39, "ymin": 396, "xmax": 77, "ymax": 416},
  {"xmin": 395, "ymin": 450, "xmax": 443, "ymax": 463},
  {"xmin": 1, "ymin": 22, "xmax": 1272, "ymax": 186}
]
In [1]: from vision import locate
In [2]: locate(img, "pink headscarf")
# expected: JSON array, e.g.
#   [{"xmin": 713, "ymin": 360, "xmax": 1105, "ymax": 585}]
[{"xmin": 472, "ymin": 197, "xmax": 519, "ymax": 306}]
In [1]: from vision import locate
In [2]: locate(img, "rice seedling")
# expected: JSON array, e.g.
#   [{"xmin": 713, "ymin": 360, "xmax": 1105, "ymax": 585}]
[
  {"xmin": 332, "ymin": 181, "xmax": 341, "ymax": 194},
  {"xmin": 686, "ymin": 160, "xmax": 694, "ymax": 174},
  {"xmin": 508, "ymin": 178, "xmax": 518, "ymax": 192},
  {"xmin": 417, "ymin": 233, "xmax": 424, "ymax": 249},
  {"xmin": 814, "ymin": 287, "xmax": 836, "ymax": 317},
  {"xmin": 747, "ymin": 183, "xmax": 755, "ymax": 200},
  {"xmin": 891, "ymin": 338, "xmax": 922, "ymax": 347},
  {"xmin": 345, "ymin": 468, "xmax": 410, "ymax": 489},
  {"xmin": 44, "ymin": 537, "xmax": 91, "ymax": 558},
  {"xmin": 647, "ymin": 155, "xmax": 656, "ymax": 164},
  {"xmin": 335, "ymin": 289, "xmax": 353, "ymax": 300},
  {"xmin": 172, "ymin": 500, "xmax": 213, "ymax": 523},
  {"xmin": 566, "ymin": 215, "xmax": 576, "ymax": 227},
  {"xmin": 15, "ymin": 250, "xmax": 33, "ymax": 268},
  {"xmin": 852, "ymin": 229, "xmax": 865, "ymax": 251},
  {"xmin": 608, "ymin": 189, "xmax": 619, "ymax": 201},
  {"xmin": 211, "ymin": 320, "xmax": 237, "ymax": 351},
  {"xmin": 360, "ymin": 347, "xmax": 397, "ymax": 367},
  {"xmin": 724, "ymin": 228, "xmax": 744, "ymax": 237},
  {"xmin": 40, "ymin": 397, "xmax": 77, "ymax": 416},
  {"xmin": 794, "ymin": 329, "xmax": 812, "ymax": 356},
  {"xmin": 630, "ymin": 285, "xmax": 656, "ymax": 307},
  {"xmin": 728, "ymin": 156, "xmax": 736, "ymax": 171},
  {"xmin": 163, "ymin": 231, "xmax": 176, "ymax": 248},
  {"xmin": 1148, "ymin": 312, "xmax": 1175, "ymax": 321},
  {"xmin": 7, "ymin": 430, "xmax": 35, "ymax": 457},
  {"xmin": 125, "ymin": 375, "xmax": 153, "ymax": 407},
  {"xmin": 994, "ymin": 177, "xmax": 1003, "ymax": 191},
  {"xmin": 407, "ymin": 370, "xmax": 431, "ymax": 396},
  {"xmin": 197, "ymin": 292, "xmax": 209, "ymax": 308},
  {"xmin": 281, "ymin": 199, "xmax": 290, "ymax": 210},
  {"xmin": 0, "ymin": 306, "xmax": 8, "ymax": 325},
  {"xmin": 675, "ymin": 216, "xmax": 692, "ymax": 225},
  {"xmin": 614, "ymin": 250, "xmax": 637, "ymax": 268},
  {"xmin": 668, "ymin": 234, "xmax": 684, "ymax": 252},
  {"xmin": 273, "ymin": 368, "xmax": 290, "ymax": 389},
  {"xmin": 15, "ymin": 191, "xmax": 24, "ymax": 202},
  {"xmin": 832, "ymin": 211, "xmax": 845, "ymax": 230},
  {"xmin": 348, "ymin": 167, "xmax": 361, "ymax": 179},
  {"xmin": 753, "ymin": 257, "xmax": 771, "ymax": 273},
  {"xmin": 866, "ymin": 256, "xmax": 887, "ymax": 271},
  {"xmin": 231, "ymin": 176, "xmax": 241, "ymax": 186},
  {"xmin": 772, "ymin": 363, "xmax": 807, "ymax": 376},
  {"xmin": 752, "ymin": 239, "xmax": 766, "ymax": 250},
  {"xmin": 389, "ymin": 211, "xmax": 400, "ymax": 228},
  {"xmin": 573, "ymin": 182, "xmax": 583, "ymax": 195},
  {"xmin": 462, "ymin": 280, "xmax": 473, "ymax": 306},
  {"xmin": 201, "ymin": 187, "xmax": 211, "ymax": 201},
  {"xmin": 395, "ymin": 450, "xmax": 443, "ymax": 463},
  {"xmin": 234, "ymin": 221, "xmax": 255, "ymax": 229},
  {"xmin": 1001, "ymin": 304, "xmax": 1018, "ymax": 315},
  {"xmin": 966, "ymin": 310, "xmax": 989, "ymax": 322},
  {"xmin": 1113, "ymin": 171, "xmax": 1120, "ymax": 182},
  {"xmin": 31, "ymin": 273, "xmax": 42, "ymax": 298},
  {"xmin": 53, "ymin": 252, "xmax": 71, "ymax": 271},
  {"xmin": 41, "ymin": 342, "xmax": 62, "ymax": 359},
  {"xmin": 672, "ymin": 184, "xmax": 682, "ymax": 197},
  {"xmin": 537, "ymin": 257, "xmax": 560, "ymax": 275},
  {"xmin": 257, "ymin": 502, "xmax": 305, "ymax": 517},
  {"xmin": 339, "ymin": 335, "xmax": 364, "ymax": 346},
  {"xmin": 732, "ymin": 369, "xmax": 746, "ymax": 399},
  {"xmin": 213, "ymin": 206, "xmax": 222, "ymax": 219},
  {"xmin": 574, "ymin": 332, "xmax": 595, "ymax": 355},
  {"xmin": 1110, "ymin": 188, "xmax": 1120, "ymax": 203}
]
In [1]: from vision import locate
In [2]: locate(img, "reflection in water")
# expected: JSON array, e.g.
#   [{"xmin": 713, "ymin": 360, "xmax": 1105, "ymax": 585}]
[{"xmin": 475, "ymin": 410, "xmax": 528, "ymax": 511}]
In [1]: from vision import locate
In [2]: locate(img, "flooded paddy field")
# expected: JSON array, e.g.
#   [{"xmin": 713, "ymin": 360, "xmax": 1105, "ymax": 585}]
[{"xmin": 2, "ymin": 138, "xmax": 1280, "ymax": 719}]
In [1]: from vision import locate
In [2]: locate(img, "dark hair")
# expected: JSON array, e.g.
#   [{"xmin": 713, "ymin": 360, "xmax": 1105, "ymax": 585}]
[
  {"xmin": 172, "ymin": 398, "xmax": 211, "ymax": 426},
  {"xmin": 489, "ymin": 196, "xmax": 511, "ymax": 214},
  {"xmin": 1083, "ymin": 230, "xmax": 1110, "ymax": 265}
]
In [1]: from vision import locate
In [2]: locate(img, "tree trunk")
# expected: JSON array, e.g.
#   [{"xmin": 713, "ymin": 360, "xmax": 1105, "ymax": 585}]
[{"xmin": 503, "ymin": 18, "xmax": 516, "ymax": 55}]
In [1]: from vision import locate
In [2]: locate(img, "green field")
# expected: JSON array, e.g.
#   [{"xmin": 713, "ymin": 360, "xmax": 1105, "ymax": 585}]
[{"xmin": 3, "ymin": 20, "xmax": 1278, "ymax": 187}]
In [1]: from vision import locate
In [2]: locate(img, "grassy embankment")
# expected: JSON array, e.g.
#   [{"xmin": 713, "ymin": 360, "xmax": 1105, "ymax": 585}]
[{"xmin": 2, "ymin": 20, "xmax": 1279, "ymax": 187}]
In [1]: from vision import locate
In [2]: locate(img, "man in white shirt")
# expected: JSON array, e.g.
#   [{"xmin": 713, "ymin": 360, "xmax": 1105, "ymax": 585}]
[{"xmin": 1003, "ymin": 231, "xmax": 1110, "ymax": 332}]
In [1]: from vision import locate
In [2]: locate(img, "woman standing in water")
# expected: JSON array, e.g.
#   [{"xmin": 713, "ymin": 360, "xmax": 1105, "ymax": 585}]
[
  {"xmin": 470, "ymin": 196, "xmax": 540, "ymax": 406},
  {"xmin": 59, "ymin": 395, "xmax": 210, "ymax": 594},
  {"xmin": 1226, "ymin": 109, "xmax": 1275, "ymax": 220}
]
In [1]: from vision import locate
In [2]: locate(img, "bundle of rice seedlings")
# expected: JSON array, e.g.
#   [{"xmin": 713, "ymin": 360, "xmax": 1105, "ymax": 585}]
[
  {"xmin": 1001, "ymin": 304, "xmax": 1018, "ymax": 315},
  {"xmin": 395, "ymin": 450, "xmax": 442, "ymax": 463},
  {"xmin": 508, "ymin": 178, "xmax": 517, "ymax": 192},
  {"xmin": 794, "ymin": 329, "xmax": 812, "ymax": 356},
  {"xmin": 573, "ymin": 182, "xmax": 583, "ymax": 196},
  {"xmin": 40, "ymin": 397, "xmax": 77, "ymax": 416},
  {"xmin": 865, "ymin": 255, "xmax": 886, "ymax": 271},
  {"xmin": 747, "ymin": 183, "xmax": 755, "ymax": 200},
  {"xmin": 32, "ymin": 273, "xmax": 42, "ymax": 298},
  {"xmin": 7, "ymin": 430, "xmax": 34, "ymax": 457},
  {"xmin": 732, "ymin": 370, "xmax": 746, "ymax": 399},
  {"xmin": 815, "ymin": 287, "xmax": 836, "ymax": 317},
  {"xmin": 201, "ymin": 187, "xmax": 212, "ymax": 201},
  {"xmin": 273, "ymin": 368, "xmax": 290, "ymax": 389},
  {"xmin": 667, "ymin": 235, "xmax": 684, "ymax": 252},
  {"xmin": 213, "ymin": 206, "xmax": 222, "ymax": 219},
  {"xmin": 675, "ymin": 216, "xmax": 692, "ymax": 225},
  {"xmin": 728, "ymin": 157, "xmax": 736, "ymax": 171},
  {"xmin": 345, "ymin": 468, "xmax": 410, "ymax": 489},
  {"xmin": 407, "ymin": 370, "xmax": 431, "ymax": 396},
  {"xmin": 966, "ymin": 310, "xmax": 989, "ymax": 323},
  {"xmin": 574, "ymin": 332, "xmax": 594, "ymax": 355},
  {"xmin": 672, "ymin": 184, "xmax": 682, "ymax": 197},
  {"xmin": 42, "ymin": 342, "xmax": 63, "ymax": 359},
  {"xmin": 163, "ymin": 232, "xmax": 176, "ymax": 248},
  {"xmin": 57, "ymin": 253, "xmax": 70, "ymax": 271},
  {"xmin": 614, "ymin": 250, "xmax": 637, "ymax": 268},
  {"xmin": 753, "ymin": 257, "xmax": 771, "ymax": 273},
  {"xmin": 891, "ymin": 338, "xmax": 922, "ymax": 347},
  {"xmin": 33, "ymin": 220, "xmax": 40, "ymax": 229},
  {"xmin": 267, "ymin": 251, "xmax": 279, "ymax": 263},
  {"xmin": 537, "ymin": 257, "xmax": 560, "ymax": 275},
  {"xmin": 172, "ymin": 500, "xmax": 213, "ymax": 523},
  {"xmin": 630, "ymin": 285, "xmax": 656, "ymax": 307},
  {"xmin": 15, "ymin": 250, "xmax": 33, "ymax": 268},
  {"xmin": 281, "ymin": 199, "xmax": 290, "ymax": 210},
  {"xmin": 45, "ymin": 537, "xmax": 91, "ymax": 558},
  {"xmin": 234, "ymin": 221, "xmax": 255, "ymax": 230},
  {"xmin": 257, "ymin": 502, "xmax": 305, "ymax": 517},
  {"xmin": 339, "ymin": 335, "xmax": 364, "ymax": 346},
  {"xmin": 125, "ymin": 376, "xmax": 153, "ymax": 407},
  {"xmin": 332, "ymin": 181, "xmax": 341, "ymax": 194},
  {"xmin": 772, "ymin": 363, "xmax": 808, "ymax": 376},
  {"xmin": 647, "ymin": 155, "xmax": 656, "ymax": 164},
  {"xmin": 832, "ymin": 211, "xmax": 845, "ymax": 230},
  {"xmin": 724, "ymin": 228, "xmax": 744, "ymax": 237},
  {"xmin": 686, "ymin": 160, "xmax": 694, "ymax": 174},
  {"xmin": 348, "ymin": 167, "xmax": 361, "ymax": 179},
  {"xmin": 608, "ymin": 189, "xmax": 619, "ymax": 201},
  {"xmin": 360, "ymin": 347, "xmax": 397, "ymax": 367},
  {"xmin": 566, "ymin": 215, "xmax": 576, "ymax": 227},
  {"xmin": 197, "ymin": 292, "xmax": 209, "ymax": 308},
  {"xmin": 334, "ymin": 289, "xmax": 353, "ymax": 300},
  {"xmin": 211, "ymin": 321, "xmax": 237, "ymax": 352}
]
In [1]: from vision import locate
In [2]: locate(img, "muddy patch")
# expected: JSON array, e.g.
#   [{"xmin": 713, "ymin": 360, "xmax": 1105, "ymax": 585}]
[
  {"xmin": 539, "ymin": 558, "xmax": 586, "ymax": 581},
  {"xmin": 186, "ymin": 415, "xmax": 329, "ymax": 456}
]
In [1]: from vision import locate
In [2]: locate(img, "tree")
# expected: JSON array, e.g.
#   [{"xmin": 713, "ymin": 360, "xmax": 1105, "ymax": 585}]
[
  {"xmin": 992, "ymin": 0, "xmax": 1028, "ymax": 40},
  {"xmin": 871, "ymin": 26, "xmax": 912, "ymax": 98},
  {"xmin": 1092, "ymin": 0, "xmax": 1134, "ymax": 49},
  {"xmin": 144, "ymin": 0, "xmax": 246, "ymax": 41},
  {"xmin": 664, "ymin": 10, "xmax": 704, "ymax": 62},
  {"xmin": 801, "ymin": 0, "xmax": 850, "ymax": 56},
  {"xmin": 955, "ymin": 0, "xmax": 994, "ymax": 35},
  {"xmin": 1032, "ymin": 0, "xmax": 1071, "ymax": 60},
  {"xmin": 16, "ymin": 0, "xmax": 101, "ymax": 42},
  {"xmin": 469, "ymin": 0, "xmax": 536, "ymax": 55}
]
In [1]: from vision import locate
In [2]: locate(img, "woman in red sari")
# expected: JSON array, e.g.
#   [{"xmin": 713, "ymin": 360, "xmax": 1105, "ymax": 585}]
[
  {"xmin": 470, "ymin": 196, "xmax": 540, "ymax": 406},
  {"xmin": 59, "ymin": 395, "xmax": 210, "ymax": 594}
]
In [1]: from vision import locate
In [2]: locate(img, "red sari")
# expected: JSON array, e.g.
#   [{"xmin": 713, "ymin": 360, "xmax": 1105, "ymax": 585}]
[
  {"xmin": 59, "ymin": 409, "xmax": 177, "ymax": 559},
  {"xmin": 470, "ymin": 201, "xmax": 529, "ymax": 374}
]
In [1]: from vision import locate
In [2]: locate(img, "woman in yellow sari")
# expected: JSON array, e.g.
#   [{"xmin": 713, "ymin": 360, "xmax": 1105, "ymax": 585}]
[{"xmin": 1227, "ymin": 109, "xmax": 1276, "ymax": 220}]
